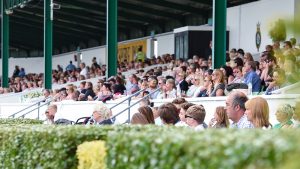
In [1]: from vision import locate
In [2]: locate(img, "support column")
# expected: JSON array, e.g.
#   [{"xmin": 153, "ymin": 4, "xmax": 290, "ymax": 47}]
[
  {"xmin": 212, "ymin": 0, "xmax": 227, "ymax": 69},
  {"xmin": 44, "ymin": 0, "xmax": 53, "ymax": 89},
  {"xmin": 107, "ymin": 0, "xmax": 118, "ymax": 78},
  {"xmin": 1, "ymin": 1, "xmax": 9, "ymax": 87}
]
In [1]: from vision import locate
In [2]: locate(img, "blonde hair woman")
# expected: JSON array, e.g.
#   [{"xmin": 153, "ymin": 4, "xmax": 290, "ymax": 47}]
[
  {"xmin": 245, "ymin": 97, "xmax": 271, "ymax": 128},
  {"xmin": 209, "ymin": 69, "xmax": 225, "ymax": 97}
]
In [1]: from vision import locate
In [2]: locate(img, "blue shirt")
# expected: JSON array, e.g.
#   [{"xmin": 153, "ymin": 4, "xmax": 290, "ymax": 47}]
[
  {"xmin": 244, "ymin": 71, "xmax": 261, "ymax": 92},
  {"xmin": 66, "ymin": 63, "xmax": 76, "ymax": 71}
]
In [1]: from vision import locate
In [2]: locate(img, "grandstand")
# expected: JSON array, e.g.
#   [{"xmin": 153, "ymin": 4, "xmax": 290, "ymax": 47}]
[{"xmin": 1, "ymin": 0, "xmax": 300, "ymax": 168}]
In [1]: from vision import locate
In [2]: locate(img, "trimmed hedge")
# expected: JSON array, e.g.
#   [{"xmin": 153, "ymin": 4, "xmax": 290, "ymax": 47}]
[
  {"xmin": 1, "ymin": 125, "xmax": 300, "ymax": 169},
  {"xmin": 107, "ymin": 128, "xmax": 300, "ymax": 169},
  {"xmin": 0, "ymin": 125, "xmax": 113, "ymax": 169},
  {"xmin": 0, "ymin": 118, "xmax": 43, "ymax": 124}
]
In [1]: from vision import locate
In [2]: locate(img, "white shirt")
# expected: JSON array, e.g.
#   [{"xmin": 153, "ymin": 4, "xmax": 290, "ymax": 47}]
[
  {"xmin": 80, "ymin": 67, "xmax": 88, "ymax": 78},
  {"xmin": 175, "ymin": 121, "xmax": 188, "ymax": 127},
  {"xmin": 194, "ymin": 124, "xmax": 205, "ymax": 131}
]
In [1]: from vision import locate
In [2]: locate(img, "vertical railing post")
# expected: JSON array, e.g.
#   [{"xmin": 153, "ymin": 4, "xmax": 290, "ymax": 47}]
[
  {"xmin": 128, "ymin": 97, "xmax": 131, "ymax": 123},
  {"xmin": 107, "ymin": 0, "xmax": 118, "ymax": 78},
  {"xmin": 44, "ymin": 0, "xmax": 53, "ymax": 89},
  {"xmin": 37, "ymin": 102, "xmax": 41, "ymax": 120},
  {"xmin": 213, "ymin": 0, "xmax": 227, "ymax": 69},
  {"xmin": 1, "ymin": 0, "xmax": 9, "ymax": 88}
]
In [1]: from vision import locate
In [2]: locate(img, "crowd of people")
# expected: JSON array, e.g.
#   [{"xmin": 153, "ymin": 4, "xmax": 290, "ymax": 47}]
[
  {"xmin": 35, "ymin": 39, "xmax": 300, "ymax": 130},
  {"xmin": 0, "ymin": 36, "xmax": 299, "ymax": 128}
]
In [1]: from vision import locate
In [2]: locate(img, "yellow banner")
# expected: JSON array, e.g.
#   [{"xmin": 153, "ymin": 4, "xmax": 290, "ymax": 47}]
[{"xmin": 118, "ymin": 40, "xmax": 147, "ymax": 62}]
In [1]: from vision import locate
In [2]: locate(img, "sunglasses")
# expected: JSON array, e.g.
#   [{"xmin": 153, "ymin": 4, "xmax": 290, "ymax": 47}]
[{"xmin": 185, "ymin": 115, "xmax": 194, "ymax": 119}]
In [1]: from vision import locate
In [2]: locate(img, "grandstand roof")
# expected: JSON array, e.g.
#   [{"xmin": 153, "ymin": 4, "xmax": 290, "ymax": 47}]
[{"xmin": 1, "ymin": 0, "xmax": 258, "ymax": 57}]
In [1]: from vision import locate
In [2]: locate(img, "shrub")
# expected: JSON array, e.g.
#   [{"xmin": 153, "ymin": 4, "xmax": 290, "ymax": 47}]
[
  {"xmin": 106, "ymin": 128, "xmax": 300, "ymax": 169},
  {"xmin": 1, "ymin": 125, "xmax": 300, "ymax": 169},
  {"xmin": 77, "ymin": 141, "xmax": 107, "ymax": 169},
  {"xmin": 0, "ymin": 125, "xmax": 113, "ymax": 169},
  {"xmin": 0, "ymin": 118, "xmax": 43, "ymax": 124}
]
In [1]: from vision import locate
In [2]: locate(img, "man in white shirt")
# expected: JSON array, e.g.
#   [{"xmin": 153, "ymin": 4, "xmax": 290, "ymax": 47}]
[
  {"xmin": 226, "ymin": 91, "xmax": 254, "ymax": 128},
  {"xmin": 79, "ymin": 62, "xmax": 88, "ymax": 78}
]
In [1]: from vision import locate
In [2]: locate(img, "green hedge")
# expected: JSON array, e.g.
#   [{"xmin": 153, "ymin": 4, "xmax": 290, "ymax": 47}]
[
  {"xmin": 107, "ymin": 128, "xmax": 300, "ymax": 169},
  {"xmin": 0, "ymin": 125, "xmax": 113, "ymax": 169},
  {"xmin": 1, "ymin": 125, "xmax": 300, "ymax": 169},
  {"xmin": 0, "ymin": 118, "xmax": 43, "ymax": 124}
]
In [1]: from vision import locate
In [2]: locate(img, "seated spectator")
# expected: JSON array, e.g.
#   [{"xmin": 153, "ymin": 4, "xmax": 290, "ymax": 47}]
[
  {"xmin": 42, "ymin": 89, "xmax": 52, "ymax": 102},
  {"xmin": 244, "ymin": 61, "xmax": 261, "ymax": 93},
  {"xmin": 44, "ymin": 104, "xmax": 57, "ymax": 125},
  {"xmin": 138, "ymin": 106, "xmax": 155, "ymax": 124},
  {"xmin": 226, "ymin": 91, "xmax": 254, "ymax": 128},
  {"xmin": 176, "ymin": 102, "xmax": 195, "ymax": 127},
  {"xmin": 220, "ymin": 65, "xmax": 234, "ymax": 84},
  {"xmin": 126, "ymin": 74, "xmax": 140, "ymax": 95},
  {"xmin": 196, "ymin": 75, "xmax": 212, "ymax": 97},
  {"xmin": 158, "ymin": 103, "xmax": 180, "ymax": 125},
  {"xmin": 171, "ymin": 98, "xmax": 187, "ymax": 111},
  {"xmin": 209, "ymin": 106, "xmax": 229, "ymax": 128},
  {"xmin": 245, "ymin": 97, "xmax": 272, "ymax": 129},
  {"xmin": 65, "ymin": 85, "xmax": 76, "ymax": 100},
  {"xmin": 230, "ymin": 66, "xmax": 244, "ymax": 84},
  {"xmin": 185, "ymin": 75, "xmax": 202, "ymax": 98},
  {"xmin": 151, "ymin": 107, "xmax": 162, "ymax": 125},
  {"xmin": 273, "ymin": 104, "xmax": 294, "ymax": 129},
  {"xmin": 185, "ymin": 105, "xmax": 206, "ymax": 131},
  {"xmin": 113, "ymin": 76, "xmax": 126, "ymax": 95},
  {"xmin": 209, "ymin": 69, "xmax": 225, "ymax": 96},
  {"xmin": 79, "ymin": 82, "xmax": 96, "ymax": 101},
  {"xmin": 131, "ymin": 113, "xmax": 149, "ymax": 125},
  {"xmin": 176, "ymin": 72, "xmax": 189, "ymax": 97},
  {"xmin": 89, "ymin": 103, "xmax": 113, "ymax": 125},
  {"xmin": 292, "ymin": 101, "xmax": 300, "ymax": 128},
  {"xmin": 157, "ymin": 78, "xmax": 177, "ymax": 99},
  {"xmin": 146, "ymin": 77, "xmax": 159, "ymax": 99},
  {"xmin": 243, "ymin": 52, "xmax": 254, "ymax": 64},
  {"xmin": 265, "ymin": 69, "xmax": 288, "ymax": 95},
  {"xmin": 95, "ymin": 83, "xmax": 112, "ymax": 102}
]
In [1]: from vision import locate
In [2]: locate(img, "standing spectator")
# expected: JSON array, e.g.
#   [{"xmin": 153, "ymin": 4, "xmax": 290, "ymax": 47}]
[
  {"xmin": 57, "ymin": 65, "xmax": 63, "ymax": 72},
  {"xmin": 13, "ymin": 65, "xmax": 20, "ymax": 78},
  {"xmin": 226, "ymin": 91, "xmax": 254, "ymax": 128},
  {"xmin": 66, "ymin": 61, "xmax": 76, "ymax": 71},
  {"xmin": 176, "ymin": 72, "xmax": 189, "ymax": 96},
  {"xmin": 18, "ymin": 68, "xmax": 26, "ymax": 78},
  {"xmin": 79, "ymin": 62, "xmax": 88, "ymax": 78}
]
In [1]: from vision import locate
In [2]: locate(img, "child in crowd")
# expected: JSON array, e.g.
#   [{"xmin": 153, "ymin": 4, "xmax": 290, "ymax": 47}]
[{"xmin": 209, "ymin": 106, "xmax": 229, "ymax": 128}]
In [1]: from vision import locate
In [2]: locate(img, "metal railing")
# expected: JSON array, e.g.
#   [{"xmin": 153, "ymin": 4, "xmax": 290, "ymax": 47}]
[
  {"xmin": 9, "ymin": 99, "xmax": 52, "ymax": 119},
  {"xmin": 110, "ymin": 88, "xmax": 146, "ymax": 115},
  {"xmin": 110, "ymin": 87, "xmax": 160, "ymax": 123}
]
